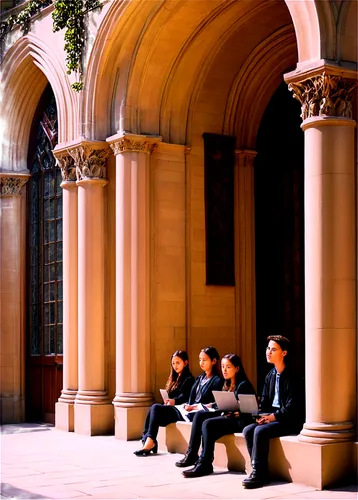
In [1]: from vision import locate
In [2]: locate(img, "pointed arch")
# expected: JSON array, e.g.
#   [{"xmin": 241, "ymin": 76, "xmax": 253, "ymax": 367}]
[{"xmin": 0, "ymin": 35, "xmax": 78, "ymax": 173}]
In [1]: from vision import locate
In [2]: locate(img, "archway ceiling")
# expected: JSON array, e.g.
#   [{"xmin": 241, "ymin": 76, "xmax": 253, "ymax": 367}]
[
  {"xmin": 124, "ymin": 0, "xmax": 296, "ymax": 144},
  {"xmin": 87, "ymin": 0, "xmax": 346, "ymax": 142}
]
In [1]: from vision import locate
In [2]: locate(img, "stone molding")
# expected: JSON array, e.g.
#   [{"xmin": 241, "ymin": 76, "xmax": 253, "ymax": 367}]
[
  {"xmin": 235, "ymin": 149, "xmax": 257, "ymax": 168},
  {"xmin": 53, "ymin": 151, "xmax": 76, "ymax": 182},
  {"xmin": 107, "ymin": 133, "xmax": 161, "ymax": 155},
  {"xmin": 288, "ymin": 72, "xmax": 357, "ymax": 121},
  {"xmin": 0, "ymin": 173, "xmax": 29, "ymax": 196},
  {"xmin": 58, "ymin": 389, "xmax": 77, "ymax": 404},
  {"xmin": 299, "ymin": 421, "xmax": 355, "ymax": 444},
  {"xmin": 53, "ymin": 141, "xmax": 112, "ymax": 181},
  {"xmin": 112, "ymin": 392, "xmax": 155, "ymax": 408},
  {"xmin": 75, "ymin": 390, "xmax": 110, "ymax": 405},
  {"xmin": 151, "ymin": 142, "xmax": 187, "ymax": 162}
]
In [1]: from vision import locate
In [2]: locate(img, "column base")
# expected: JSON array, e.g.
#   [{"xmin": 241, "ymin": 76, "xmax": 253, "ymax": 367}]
[
  {"xmin": 55, "ymin": 402, "xmax": 75, "ymax": 432},
  {"xmin": 74, "ymin": 403, "xmax": 114, "ymax": 436},
  {"xmin": 299, "ymin": 421, "xmax": 354, "ymax": 444},
  {"xmin": 269, "ymin": 437, "xmax": 356, "ymax": 489},
  {"xmin": 114, "ymin": 406, "xmax": 150, "ymax": 440}
]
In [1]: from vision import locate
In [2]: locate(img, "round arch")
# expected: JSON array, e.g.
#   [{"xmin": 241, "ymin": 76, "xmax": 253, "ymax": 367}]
[
  {"xmin": 84, "ymin": 0, "xmax": 331, "ymax": 143},
  {"xmin": 0, "ymin": 35, "xmax": 78, "ymax": 173}
]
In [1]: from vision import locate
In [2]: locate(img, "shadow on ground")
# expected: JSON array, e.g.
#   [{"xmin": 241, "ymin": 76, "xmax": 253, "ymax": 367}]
[
  {"xmin": 1, "ymin": 483, "xmax": 49, "ymax": 499},
  {"xmin": 0, "ymin": 423, "xmax": 53, "ymax": 435}
]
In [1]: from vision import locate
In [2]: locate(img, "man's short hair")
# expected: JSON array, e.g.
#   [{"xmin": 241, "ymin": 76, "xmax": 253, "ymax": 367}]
[{"xmin": 267, "ymin": 335, "xmax": 290, "ymax": 352}]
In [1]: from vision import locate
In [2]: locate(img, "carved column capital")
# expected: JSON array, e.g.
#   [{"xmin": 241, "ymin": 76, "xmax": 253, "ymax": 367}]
[
  {"xmin": 235, "ymin": 149, "xmax": 257, "ymax": 168},
  {"xmin": 53, "ymin": 150, "xmax": 76, "ymax": 182},
  {"xmin": 107, "ymin": 133, "xmax": 161, "ymax": 155},
  {"xmin": 63, "ymin": 141, "xmax": 112, "ymax": 181},
  {"xmin": 288, "ymin": 72, "xmax": 357, "ymax": 121},
  {"xmin": 0, "ymin": 173, "xmax": 30, "ymax": 196}
]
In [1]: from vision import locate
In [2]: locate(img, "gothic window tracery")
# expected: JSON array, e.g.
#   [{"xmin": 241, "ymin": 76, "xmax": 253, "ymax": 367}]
[{"xmin": 27, "ymin": 85, "xmax": 63, "ymax": 357}]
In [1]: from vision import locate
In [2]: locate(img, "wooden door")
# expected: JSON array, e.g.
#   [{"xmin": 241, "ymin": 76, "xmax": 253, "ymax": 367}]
[{"xmin": 26, "ymin": 85, "xmax": 63, "ymax": 424}]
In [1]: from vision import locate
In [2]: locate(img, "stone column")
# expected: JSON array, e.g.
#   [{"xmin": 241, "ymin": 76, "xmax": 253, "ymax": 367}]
[
  {"xmin": 234, "ymin": 150, "xmax": 257, "ymax": 389},
  {"xmin": 0, "ymin": 173, "xmax": 29, "ymax": 423},
  {"xmin": 287, "ymin": 71, "xmax": 357, "ymax": 445},
  {"xmin": 106, "ymin": 133, "xmax": 159, "ymax": 439},
  {"xmin": 53, "ymin": 150, "xmax": 78, "ymax": 431},
  {"xmin": 68, "ymin": 140, "xmax": 113, "ymax": 435}
]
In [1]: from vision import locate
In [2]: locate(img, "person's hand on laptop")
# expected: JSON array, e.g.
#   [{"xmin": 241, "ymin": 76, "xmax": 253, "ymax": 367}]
[{"xmin": 257, "ymin": 413, "xmax": 276, "ymax": 425}]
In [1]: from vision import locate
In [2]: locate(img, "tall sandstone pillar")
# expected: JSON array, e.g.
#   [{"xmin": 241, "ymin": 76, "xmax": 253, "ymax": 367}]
[
  {"xmin": 53, "ymin": 150, "xmax": 78, "ymax": 431},
  {"xmin": 0, "ymin": 173, "xmax": 29, "ymax": 423},
  {"xmin": 69, "ymin": 140, "xmax": 113, "ymax": 435},
  {"xmin": 286, "ymin": 67, "xmax": 357, "ymax": 487},
  {"xmin": 106, "ymin": 133, "xmax": 158, "ymax": 439}
]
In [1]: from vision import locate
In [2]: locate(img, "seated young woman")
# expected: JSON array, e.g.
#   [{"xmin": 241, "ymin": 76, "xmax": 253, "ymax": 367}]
[
  {"xmin": 134, "ymin": 346, "xmax": 222, "ymax": 457},
  {"xmin": 175, "ymin": 353, "xmax": 256, "ymax": 478}
]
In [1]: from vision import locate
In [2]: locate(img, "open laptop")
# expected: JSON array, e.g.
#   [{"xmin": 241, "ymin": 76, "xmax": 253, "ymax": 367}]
[
  {"xmin": 212, "ymin": 391, "xmax": 240, "ymax": 412},
  {"xmin": 237, "ymin": 394, "xmax": 270, "ymax": 417}
]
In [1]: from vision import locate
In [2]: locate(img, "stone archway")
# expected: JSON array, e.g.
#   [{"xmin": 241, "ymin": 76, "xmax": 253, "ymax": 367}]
[
  {"xmin": 101, "ymin": 0, "xmax": 301, "ymax": 433},
  {"xmin": 0, "ymin": 34, "xmax": 77, "ymax": 424}
]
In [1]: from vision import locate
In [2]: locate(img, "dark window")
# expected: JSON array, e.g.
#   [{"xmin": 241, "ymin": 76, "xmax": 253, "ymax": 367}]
[{"xmin": 27, "ymin": 85, "xmax": 62, "ymax": 357}]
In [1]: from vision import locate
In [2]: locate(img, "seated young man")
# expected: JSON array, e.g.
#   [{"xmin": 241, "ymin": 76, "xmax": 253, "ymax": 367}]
[{"xmin": 242, "ymin": 335, "xmax": 303, "ymax": 489}]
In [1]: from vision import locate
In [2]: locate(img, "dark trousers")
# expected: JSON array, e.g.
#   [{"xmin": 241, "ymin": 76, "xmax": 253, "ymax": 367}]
[
  {"xmin": 142, "ymin": 403, "xmax": 183, "ymax": 442},
  {"xmin": 188, "ymin": 410, "xmax": 245, "ymax": 464},
  {"xmin": 243, "ymin": 422, "xmax": 291, "ymax": 473}
]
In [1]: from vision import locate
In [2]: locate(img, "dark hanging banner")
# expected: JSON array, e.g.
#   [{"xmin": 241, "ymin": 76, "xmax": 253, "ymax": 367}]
[{"xmin": 203, "ymin": 133, "xmax": 235, "ymax": 286}]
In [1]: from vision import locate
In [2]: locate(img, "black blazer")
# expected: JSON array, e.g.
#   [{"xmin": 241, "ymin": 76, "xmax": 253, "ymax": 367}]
[
  {"xmin": 233, "ymin": 379, "xmax": 256, "ymax": 399},
  {"xmin": 187, "ymin": 373, "xmax": 223, "ymax": 405},
  {"xmin": 168, "ymin": 375, "xmax": 195, "ymax": 405},
  {"xmin": 260, "ymin": 366, "xmax": 303, "ymax": 431}
]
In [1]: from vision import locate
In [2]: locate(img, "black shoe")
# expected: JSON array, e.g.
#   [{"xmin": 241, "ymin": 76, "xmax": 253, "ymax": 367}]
[
  {"xmin": 242, "ymin": 469, "xmax": 268, "ymax": 489},
  {"xmin": 133, "ymin": 440, "xmax": 158, "ymax": 456},
  {"xmin": 175, "ymin": 451, "xmax": 199, "ymax": 468},
  {"xmin": 182, "ymin": 460, "xmax": 213, "ymax": 478}
]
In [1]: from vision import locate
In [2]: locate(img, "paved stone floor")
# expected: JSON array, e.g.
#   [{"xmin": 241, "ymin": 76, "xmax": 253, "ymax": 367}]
[{"xmin": 1, "ymin": 424, "xmax": 357, "ymax": 500}]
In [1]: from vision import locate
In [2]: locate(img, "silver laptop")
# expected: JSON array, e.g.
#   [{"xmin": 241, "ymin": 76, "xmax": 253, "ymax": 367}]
[
  {"xmin": 159, "ymin": 389, "xmax": 169, "ymax": 402},
  {"xmin": 238, "ymin": 394, "xmax": 270, "ymax": 416},
  {"xmin": 212, "ymin": 391, "xmax": 240, "ymax": 412}
]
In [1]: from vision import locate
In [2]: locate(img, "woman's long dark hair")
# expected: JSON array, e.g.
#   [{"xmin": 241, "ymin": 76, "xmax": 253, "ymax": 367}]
[
  {"xmin": 222, "ymin": 353, "xmax": 248, "ymax": 390},
  {"xmin": 200, "ymin": 346, "xmax": 221, "ymax": 377},
  {"xmin": 165, "ymin": 350, "xmax": 192, "ymax": 393}
]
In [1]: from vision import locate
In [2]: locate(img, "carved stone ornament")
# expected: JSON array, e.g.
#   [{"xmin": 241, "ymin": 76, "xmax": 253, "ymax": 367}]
[
  {"xmin": 0, "ymin": 176, "xmax": 29, "ymax": 196},
  {"xmin": 110, "ymin": 137, "xmax": 157, "ymax": 155},
  {"xmin": 288, "ymin": 72, "xmax": 357, "ymax": 121},
  {"xmin": 53, "ymin": 152, "xmax": 76, "ymax": 182},
  {"xmin": 67, "ymin": 145, "xmax": 112, "ymax": 181},
  {"xmin": 235, "ymin": 150, "xmax": 257, "ymax": 168}
]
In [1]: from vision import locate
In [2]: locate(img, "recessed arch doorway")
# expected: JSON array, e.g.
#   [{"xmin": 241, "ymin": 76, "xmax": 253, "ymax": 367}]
[
  {"xmin": 26, "ymin": 84, "xmax": 63, "ymax": 423},
  {"xmin": 254, "ymin": 80, "xmax": 305, "ymax": 392}
]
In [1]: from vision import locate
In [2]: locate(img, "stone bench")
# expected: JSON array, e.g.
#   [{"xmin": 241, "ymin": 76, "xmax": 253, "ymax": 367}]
[{"xmin": 157, "ymin": 421, "xmax": 330, "ymax": 487}]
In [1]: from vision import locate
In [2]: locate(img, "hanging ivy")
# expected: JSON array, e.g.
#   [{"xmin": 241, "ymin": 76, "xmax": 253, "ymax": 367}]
[
  {"xmin": 52, "ymin": 0, "xmax": 102, "ymax": 91},
  {"xmin": 0, "ymin": 0, "xmax": 102, "ymax": 92}
]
